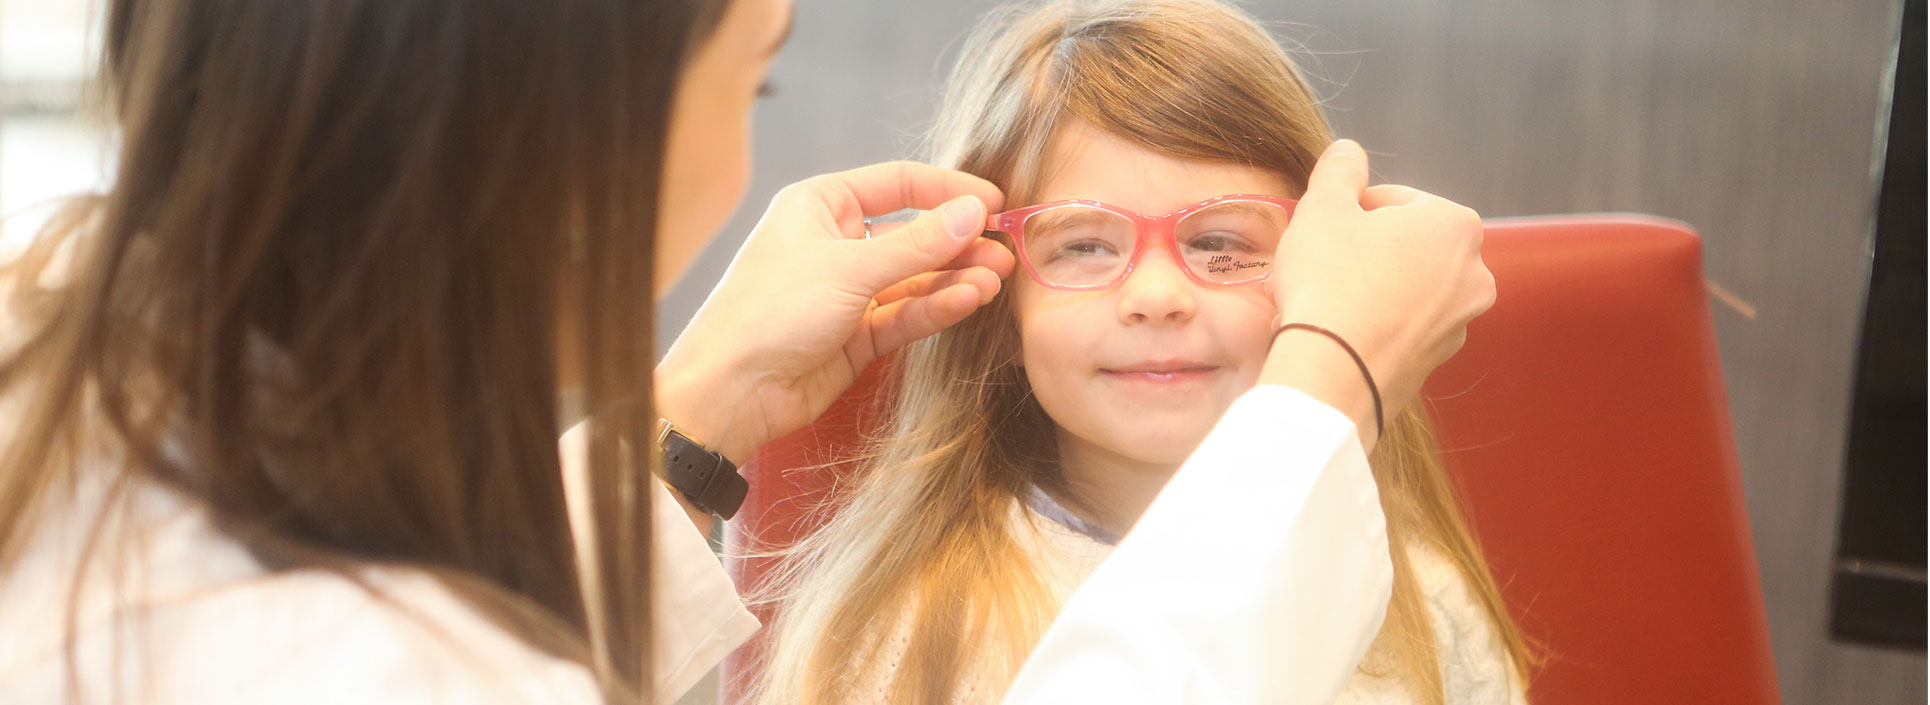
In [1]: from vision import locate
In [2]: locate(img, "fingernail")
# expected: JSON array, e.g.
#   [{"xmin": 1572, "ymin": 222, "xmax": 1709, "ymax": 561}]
[{"xmin": 941, "ymin": 196, "xmax": 985, "ymax": 238}]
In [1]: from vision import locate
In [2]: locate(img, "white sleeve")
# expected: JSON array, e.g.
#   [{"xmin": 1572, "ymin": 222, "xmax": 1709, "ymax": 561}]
[
  {"xmin": 644, "ymin": 476, "xmax": 763, "ymax": 703},
  {"xmin": 1002, "ymin": 385, "xmax": 1393, "ymax": 705},
  {"xmin": 558, "ymin": 424, "xmax": 762, "ymax": 704}
]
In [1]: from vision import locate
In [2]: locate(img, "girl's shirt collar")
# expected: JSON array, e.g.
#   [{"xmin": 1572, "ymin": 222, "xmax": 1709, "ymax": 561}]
[{"xmin": 1021, "ymin": 484, "xmax": 1122, "ymax": 546}]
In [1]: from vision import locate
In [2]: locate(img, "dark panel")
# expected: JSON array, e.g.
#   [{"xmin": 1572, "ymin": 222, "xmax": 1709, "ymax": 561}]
[{"xmin": 1830, "ymin": 0, "xmax": 1927, "ymax": 650}]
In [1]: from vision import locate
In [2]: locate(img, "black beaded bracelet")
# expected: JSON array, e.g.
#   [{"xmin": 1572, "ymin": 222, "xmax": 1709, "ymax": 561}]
[{"xmin": 1270, "ymin": 323, "xmax": 1385, "ymax": 438}]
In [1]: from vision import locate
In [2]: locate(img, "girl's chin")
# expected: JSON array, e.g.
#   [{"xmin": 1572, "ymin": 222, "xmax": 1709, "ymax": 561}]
[{"xmin": 1102, "ymin": 430, "xmax": 1212, "ymax": 466}]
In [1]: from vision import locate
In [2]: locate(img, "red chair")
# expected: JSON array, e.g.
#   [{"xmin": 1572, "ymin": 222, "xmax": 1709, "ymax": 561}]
[{"xmin": 720, "ymin": 214, "xmax": 1781, "ymax": 705}]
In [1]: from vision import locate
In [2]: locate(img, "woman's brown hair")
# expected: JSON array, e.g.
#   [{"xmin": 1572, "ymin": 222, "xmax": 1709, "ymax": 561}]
[
  {"xmin": 0, "ymin": 0, "xmax": 728, "ymax": 700},
  {"xmin": 754, "ymin": 1, "xmax": 1538, "ymax": 704}
]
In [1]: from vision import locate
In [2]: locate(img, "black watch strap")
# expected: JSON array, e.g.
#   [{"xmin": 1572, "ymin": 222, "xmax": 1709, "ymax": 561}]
[{"xmin": 655, "ymin": 422, "xmax": 749, "ymax": 520}]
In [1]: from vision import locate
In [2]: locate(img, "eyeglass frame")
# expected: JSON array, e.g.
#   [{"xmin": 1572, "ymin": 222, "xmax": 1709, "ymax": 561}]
[{"xmin": 983, "ymin": 194, "xmax": 1298, "ymax": 291}]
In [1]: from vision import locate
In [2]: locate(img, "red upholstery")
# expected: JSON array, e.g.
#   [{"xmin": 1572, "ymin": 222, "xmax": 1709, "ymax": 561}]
[{"xmin": 720, "ymin": 214, "xmax": 1780, "ymax": 705}]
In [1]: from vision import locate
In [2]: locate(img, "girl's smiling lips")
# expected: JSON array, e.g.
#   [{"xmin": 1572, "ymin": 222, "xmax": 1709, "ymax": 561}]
[{"xmin": 1098, "ymin": 359, "xmax": 1221, "ymax": 384}]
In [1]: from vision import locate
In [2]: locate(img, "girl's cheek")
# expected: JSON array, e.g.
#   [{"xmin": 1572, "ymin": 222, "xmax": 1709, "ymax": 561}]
[{"xmin": 1205, "ymin": 289, "xmax": 1279, "ymax": 360}]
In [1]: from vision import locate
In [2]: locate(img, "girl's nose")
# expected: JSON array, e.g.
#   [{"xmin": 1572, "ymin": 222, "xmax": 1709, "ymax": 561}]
[{"xmin": 1116, "ymin": 247, "xmax": 1197, "ymax": 324}]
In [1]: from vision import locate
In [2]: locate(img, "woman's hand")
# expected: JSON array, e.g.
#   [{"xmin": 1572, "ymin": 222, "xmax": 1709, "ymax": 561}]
[
  {"xmin": 1260, "ymin": 140, "xmax": 1497, "ymax": 448},
  {"xmin": 657, "ymin": 162, "xmax": 1015, "ymax": 464}
]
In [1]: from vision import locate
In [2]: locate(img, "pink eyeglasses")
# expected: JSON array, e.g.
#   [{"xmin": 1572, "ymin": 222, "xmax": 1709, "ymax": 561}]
[{"xmin": 984, "ymin": 194, "xmax": 1297, "ymax": 290}]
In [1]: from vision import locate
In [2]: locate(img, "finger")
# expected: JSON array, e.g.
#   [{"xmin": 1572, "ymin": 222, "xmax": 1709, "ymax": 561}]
[
  {"xmin": 1361, "ymin": 184, "xmax": 1426, "ymax": 210},
  {"xmin": 938, "ymin": 237, "xmax": 1016, "ymax": 279},
  {"xmin": 1300, "ymin": 139, "xmax": 1370, "ymax": 210},
  {"xmin": 875, "ymin": 270, "xmax": 969, "ymax": 306},
  {"xmin": 867, "ymin": 283, "xmax": 991, "ymax": 356},
  {"xmin": 811, "ymin": 161, "xmax": 1005, "ymax": 225},
  {"xmin": 863, "ymin": 220, "xmax": 912, "ymax": 239},
  {"xmin": 875, "ymin": 266, "xmax": 1003, "ymax": 307},
  {"xmin": 871, "ymin": 222, "xmax": 1016, "ymax": 282},
  {"xmin": 846, "ymin": 194, "xmax": 990, "ymax": 294}
]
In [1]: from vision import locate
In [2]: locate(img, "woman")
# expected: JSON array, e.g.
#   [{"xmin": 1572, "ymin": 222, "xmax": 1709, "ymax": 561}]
[{"xmin": 0, "ymin": 0, "xmax": 1493, "ymax": 703}]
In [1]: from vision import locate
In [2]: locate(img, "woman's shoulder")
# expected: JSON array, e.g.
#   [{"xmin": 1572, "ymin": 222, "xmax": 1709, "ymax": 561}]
[
  {"xmin": 203, "ymin": 567, "xmax": 603, "ymax": 704},
  {"xmin": 7, "ymin": 563, "xmax": 602, "ymax": 705},
  {"xmin": 0, "ymin": 475, "xmax": 600, "ymax": 705}
]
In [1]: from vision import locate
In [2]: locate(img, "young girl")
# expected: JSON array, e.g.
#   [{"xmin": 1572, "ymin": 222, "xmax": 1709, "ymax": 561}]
[{"xmin": 755, "ymin": 2, "xmax": 1535, "ymax": 704}]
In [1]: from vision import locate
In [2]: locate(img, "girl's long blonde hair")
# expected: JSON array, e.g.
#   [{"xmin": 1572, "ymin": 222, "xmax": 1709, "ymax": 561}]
[{"xmin": 754, "ymin": 2, "xmax": 1536, "ymax": 703}]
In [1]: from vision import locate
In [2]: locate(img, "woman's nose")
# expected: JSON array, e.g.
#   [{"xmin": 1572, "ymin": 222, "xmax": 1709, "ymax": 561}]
[{"xmin": 1116, "ymin": 247, "xmax": 1197, "ymax": 324}]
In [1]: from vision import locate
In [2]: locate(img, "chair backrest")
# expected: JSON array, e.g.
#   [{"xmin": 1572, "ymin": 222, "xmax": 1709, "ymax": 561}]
[{"xmin": 720, "ymin": 214, "xmax": 1781, "ymax": 705}]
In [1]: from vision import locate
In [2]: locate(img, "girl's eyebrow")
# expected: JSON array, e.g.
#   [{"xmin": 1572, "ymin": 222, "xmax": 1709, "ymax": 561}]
[
  {"xmin": 1184, "ymin": 201, "xmax": 1279, "ymax": 218},
  {"xmin": 1030, "ymin": 208, "xmax": 1119, "ymax": 229}
]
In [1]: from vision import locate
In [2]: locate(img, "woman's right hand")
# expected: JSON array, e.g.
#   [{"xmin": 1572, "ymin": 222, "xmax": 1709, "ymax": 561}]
[
  {"xmin": 1261, "ymin": 140, "xmax": 1497, "ymax": 448},
  {"xmin": 656, "ymin": 162, "xmax": 1015, "ymax": 465}
]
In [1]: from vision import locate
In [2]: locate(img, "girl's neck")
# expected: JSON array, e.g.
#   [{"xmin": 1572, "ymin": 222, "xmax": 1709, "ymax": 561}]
[{"xmin": 1049, "ymin": 431, "xmax": 1182, "ymax": 538}]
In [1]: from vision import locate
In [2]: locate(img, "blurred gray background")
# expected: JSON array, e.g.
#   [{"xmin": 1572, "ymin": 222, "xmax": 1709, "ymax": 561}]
[{"xmin": 657, "ymin": 1, "xmax": 1922, "ymax": 703}]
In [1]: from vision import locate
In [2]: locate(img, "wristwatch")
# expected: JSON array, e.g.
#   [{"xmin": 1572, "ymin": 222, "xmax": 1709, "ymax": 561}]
[{"xmin": 654, "ymin": 419, "xmax": 750, "ymax": 520}]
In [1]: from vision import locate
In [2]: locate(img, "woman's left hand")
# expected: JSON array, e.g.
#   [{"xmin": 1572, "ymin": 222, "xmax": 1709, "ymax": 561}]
[{"xmin": 656, "ymin": 161, "xmax": 1014, "ymax": 464}]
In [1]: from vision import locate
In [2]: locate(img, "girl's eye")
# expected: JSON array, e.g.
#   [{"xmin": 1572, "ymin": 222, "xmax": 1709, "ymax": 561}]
[
  {"xmin": 1185, "ymin": 232, "xmax": 1251, "ymax": 253},
  {"xmin": 1053, "ymin": 240, "xmax": 1118, "ymax": 260}
]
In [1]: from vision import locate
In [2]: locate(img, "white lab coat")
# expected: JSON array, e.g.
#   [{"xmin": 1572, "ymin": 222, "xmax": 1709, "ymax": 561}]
[{"xmin": 0, "ymin": 385, "xmax": 1386, "ymax": 704}]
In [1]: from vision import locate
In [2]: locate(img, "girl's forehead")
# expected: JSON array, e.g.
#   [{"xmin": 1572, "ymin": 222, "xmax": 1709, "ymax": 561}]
[{"xmin": 1032, "ymin": 119, "xmax": 1293, "ymax": 214}]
